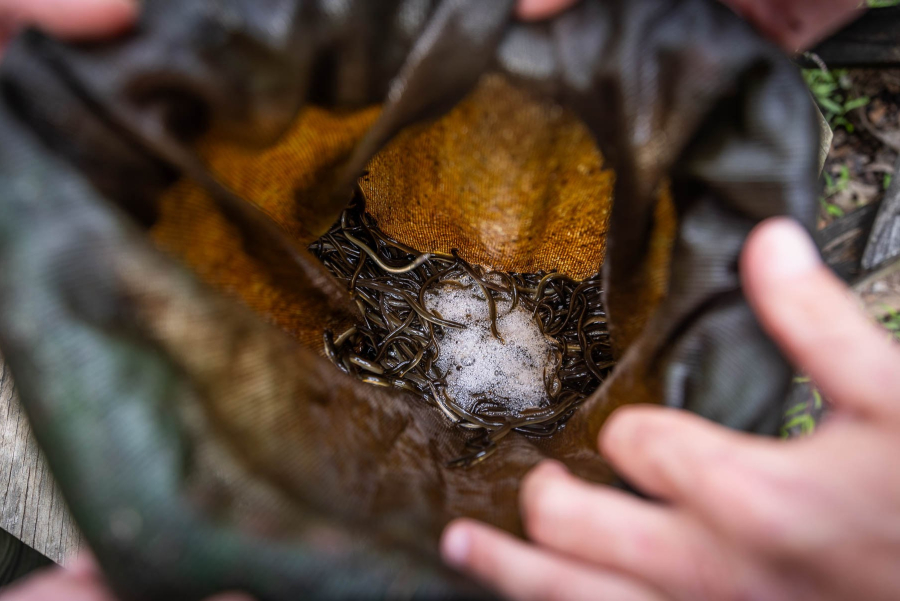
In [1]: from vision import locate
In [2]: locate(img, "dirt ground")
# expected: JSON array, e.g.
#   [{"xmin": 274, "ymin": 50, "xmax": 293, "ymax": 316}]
[
  {"xmin": 820, "ymin": 69, "xmax": 900, "ymax": 228},
  {"xmin": 783, "ymin": 67, "xmax": 900, "ymax": 436},
  {"xmin": 818, "ymin": 68, "xmax": 900, "ymax": 315}
]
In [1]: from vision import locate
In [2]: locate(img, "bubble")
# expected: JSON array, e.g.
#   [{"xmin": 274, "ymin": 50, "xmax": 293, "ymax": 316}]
[{"xmin": 426, "ymin": 276, "xmax": 551, "ymax": 413}]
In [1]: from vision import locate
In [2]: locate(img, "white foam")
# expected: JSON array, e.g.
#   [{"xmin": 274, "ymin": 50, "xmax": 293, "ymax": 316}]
[{"xmin": 425, "ymin": 276, "xmax": 552, "ymax": 414}]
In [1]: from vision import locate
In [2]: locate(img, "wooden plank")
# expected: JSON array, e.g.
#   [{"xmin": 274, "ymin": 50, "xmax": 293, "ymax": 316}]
[{"xmin": 0, "ymin": 359, "xmax": 83, "ymax": 566}]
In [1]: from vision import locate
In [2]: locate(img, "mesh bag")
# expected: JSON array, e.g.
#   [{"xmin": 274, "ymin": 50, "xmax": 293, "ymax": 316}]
[{"xmin": 0, "ymin": 0, "xmax": 819, "ymax": 599}]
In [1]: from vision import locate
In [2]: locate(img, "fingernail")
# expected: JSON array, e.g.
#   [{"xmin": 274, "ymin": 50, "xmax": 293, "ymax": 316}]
[
  {"xmin": 441, "ymin": 524, "xmax": 471, "ymax": 568},
  {"xmin": 757, "ymin": 218, "xmax": 821, "ymax": 279}
]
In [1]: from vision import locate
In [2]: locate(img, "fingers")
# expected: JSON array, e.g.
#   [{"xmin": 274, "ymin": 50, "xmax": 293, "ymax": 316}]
[
  {"xmin": 442, "ymin": 518, "xmax": 668, "ymax": 601},
  {"xmin": 516, "ymin": 0, "xmax": 859, "ymax": 48},
  {"xmin": 0, "ymin": 0, "xmax": 137, "ymax": 39},
  {"xmin": 742, "ymin": 218, "xmax": 900, "ymax": 420},
  {"xmin": 600, "ymin": 407, "xmax": 778, "ymax": 503},
  {"xmin": 516, "ymin": 0, "xmax": 579, "ymax": 20},
  {"xmin": 599, "ymin": 406, "xmax": 803, "ymax": 551},
  {"xmin": 519, "ymin": 462, "xmax": 751, "ymax": 601}
]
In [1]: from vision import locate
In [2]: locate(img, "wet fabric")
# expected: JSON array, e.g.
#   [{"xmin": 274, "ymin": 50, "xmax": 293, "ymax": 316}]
[{"xmin": 0, "ymin": 0, "xmax": 819, "ymax": 599}]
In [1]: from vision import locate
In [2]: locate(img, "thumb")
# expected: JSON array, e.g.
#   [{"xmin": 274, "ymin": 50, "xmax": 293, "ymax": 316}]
[{"xmin": 741, "ymin": 218, "xmax": 900, "ymax": 420}]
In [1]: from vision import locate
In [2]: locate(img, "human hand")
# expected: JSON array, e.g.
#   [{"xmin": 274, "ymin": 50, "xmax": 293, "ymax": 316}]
[
  {"xmin": 517, "ymin": 0, "xmax": 863, "ymax": 52},
  {"xmin": 0, "ymin": 0, "xmax": 137, "ymax": 57},
  {"xmin": 0, "ymin": 555, "xmax": 253, "ymax": 601},
  {"xmin": 441, "ymin": 218, "xmax": 900, "ymax": 601}
]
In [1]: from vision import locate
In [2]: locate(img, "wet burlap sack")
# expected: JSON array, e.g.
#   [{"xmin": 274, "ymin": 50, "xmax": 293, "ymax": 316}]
[{"xmin": 0, "ymin": 0, "xmax": 819, "ymax": 599}]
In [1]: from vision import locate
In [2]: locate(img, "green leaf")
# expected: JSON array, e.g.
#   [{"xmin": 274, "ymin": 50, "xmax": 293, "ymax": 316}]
[
  {"xmin": 783, "ymin": 415, "xmax": 816, "ymax": 436},
  {"xmin": 844, "ymin": 96, "xmax": 870, "ymax": 111},
  {"xmin": 785, "ymin": 402, "xmax": 809, "ymax": 417},
  {"xmin": 818, "ymin": 97, "xmax": 843, "ymax": 115},
  {"xmin": 811, "ymin": 83, "xmax": 837, "ymax": 97}
]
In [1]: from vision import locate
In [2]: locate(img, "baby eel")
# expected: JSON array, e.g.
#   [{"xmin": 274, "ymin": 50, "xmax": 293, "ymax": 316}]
[
  {"xmin": 348, "ymin": 354, "xmax": 385, "ymax": 375},
  {"xmin": 359, "ymin": 374, "xmax": 392, "ymax": 387},
  {"xmin": 323, "ymin": 331, "xmax": 347, "ymax": 373},
  {"xmin": 585, "ymin": 341, "xmax": 616, "ymax": 380},
  {"xmin": 497, "ymin": 272, "xmax": 519, "ymax": 313},
  {"xmin": 418, "ymin": 263, "xmax": 460, "ymax": 309},
  {"xmin": 367, "ymin": 282, "xmax": 465, "ymax": 330},
  {"xmin": 381, "ymin": 311, "xmax": 417, "ymax": 347},
  {"xmin": 534, "ymin": 272, "xmax": 567, "ymax": 303},
  {"xmin": 399, "ymin": 346, "xmax": 427, "ymax": 378},
  {"xmin": 428, "ymin": 382, "xmax": 462, "ymax": 424},
  {"xmin": 334, "ymin": 326, "xmax": 358, "ymax": 348},
  {"xmin": 447, "ymin": 445, "xmax": 498, "ymax": 469},
  {"xmin": 454, "ymin": 251, "xmax": 503, "ymax": 342},
  {"xmin": 349, "ymin": 254, "xmax": 367, "ymax": 290},
  {"xmin": 342, "ymin": 214, "xmax": 432, "ymax": 274}
]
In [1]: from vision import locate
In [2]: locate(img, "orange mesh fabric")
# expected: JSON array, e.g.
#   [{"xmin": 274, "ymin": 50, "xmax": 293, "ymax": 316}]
[
  {"xmin": 150, "ymin": 77, "xmax": 653, "ymax": 354},
  {"xmin": 362, "ymin": 76, "xmax": 614, "ymax": 280}
]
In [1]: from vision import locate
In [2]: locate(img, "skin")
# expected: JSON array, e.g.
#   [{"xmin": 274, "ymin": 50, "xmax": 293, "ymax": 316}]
[
  {"xmin": 517, "ymin": 0, "xmax": 863, "ymax": 52},
  {"xmin": 0, "ymin": 0, "xmax": 863, "ymax": 58},
  {"xmin": 0, "ymin": 0, "xmax": 136, "ymax": 54},
  {"xmin": 442, "ymin": 218, "xmax": 900, "ymax": 600}
]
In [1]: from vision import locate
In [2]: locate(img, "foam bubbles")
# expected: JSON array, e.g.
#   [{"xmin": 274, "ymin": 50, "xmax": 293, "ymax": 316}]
[{"xmin": 425, "ymin": 277, "xmax": 552, "ymax": 414}]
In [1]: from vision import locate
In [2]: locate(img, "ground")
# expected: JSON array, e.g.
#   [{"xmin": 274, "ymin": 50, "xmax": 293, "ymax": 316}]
[
  {"xmin": 784, "ymin": 65, "xmax": 900, "ymax": 438},
  {"xmin": 818, "ymin": 69, "xmax": 899, "ymax": 228}
]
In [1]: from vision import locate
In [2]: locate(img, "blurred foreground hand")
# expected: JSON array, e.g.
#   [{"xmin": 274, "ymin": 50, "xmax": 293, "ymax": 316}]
[
  {"xmin": 443, "ymin": 218, "xmax": 900, "ymax": 601},
  {"xmin": 0, "ymin": 0, "xmax": 137, "ymax": 57},
  {"xmin": 518, "ymin": 0, "xmax": 863, "ymax": 52}
]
